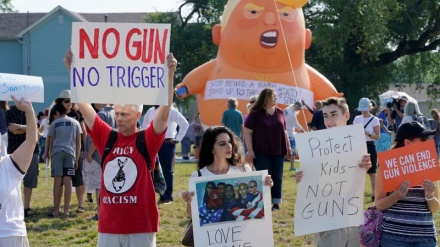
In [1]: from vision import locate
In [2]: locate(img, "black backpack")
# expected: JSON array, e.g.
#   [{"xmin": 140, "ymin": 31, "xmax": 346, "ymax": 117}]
[{"xmin": 101, "ymin": 129, "xmax": 167, "ymax": 195}]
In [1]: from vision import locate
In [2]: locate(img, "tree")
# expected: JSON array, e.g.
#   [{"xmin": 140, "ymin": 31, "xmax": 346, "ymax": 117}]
[
  {"xmin": 145, "ymin": 12, "xmax": 219, "ymax": 109},
  {"xmin": 1, "ymin": 0, "xmax": 15, "ymax": 13},
  {"xmin": 177, "ymin": 0, "xmax": 227, "ymax": 28},
  {"xmin": 303, "ymin": 0, "xmax": 440, "ymax": 108}
]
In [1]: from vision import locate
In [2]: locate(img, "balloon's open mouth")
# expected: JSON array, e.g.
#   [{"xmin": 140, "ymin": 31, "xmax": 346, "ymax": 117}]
[{"xmin": 260, "ymin": 30, "xmax": 278, "ymax": 48}]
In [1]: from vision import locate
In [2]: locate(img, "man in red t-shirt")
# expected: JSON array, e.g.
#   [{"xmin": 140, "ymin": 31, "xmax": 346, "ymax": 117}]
[{"xmin": 64, "ymin": 50, "xmax": 177, "ymax": 247}]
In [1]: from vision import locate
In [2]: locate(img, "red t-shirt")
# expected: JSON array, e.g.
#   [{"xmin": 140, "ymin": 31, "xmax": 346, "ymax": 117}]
[{"xmin": 87, "ymin": 116, "xmax": 165, "ymax": 234}]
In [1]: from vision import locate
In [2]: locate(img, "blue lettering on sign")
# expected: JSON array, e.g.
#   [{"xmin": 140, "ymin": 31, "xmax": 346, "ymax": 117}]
[
  {"xmin": 72, "ymin": 67, "xmax": 100, "ymax": 87},
  {"xmin": 106, "ymin": 66, "xmax": 165, "ymax": 88},
  {"xmin": 1, "ymin": 83, "xmax": 40, "ymax": 93}
]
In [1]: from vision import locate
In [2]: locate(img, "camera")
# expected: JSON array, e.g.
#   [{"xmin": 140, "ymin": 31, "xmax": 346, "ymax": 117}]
[{"xmin": 386, "ymin": 97, "xmax": 396, "ymax": 109}]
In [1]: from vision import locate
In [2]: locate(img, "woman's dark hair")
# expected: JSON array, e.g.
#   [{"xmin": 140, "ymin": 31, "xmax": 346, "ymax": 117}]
[
  {"xmin": 431, "ymin": 109, "xmax": 439, "ymax": 122},
  {"xmin": 91, "ymin": 103, "xmax": 99, "ymax": 113},
  {"xmin": 48, "ymin": 103, "xmax": 66, "ymax": 124},
  {"xmin": 249, "ymin": 88, "xmax": 275, "ymax": 112},
  {"xmin": 197, "ymin": 126, "xmax": 244, "ymax": 170},
  {"xmin": 37, "ymin": 111, "xmax": 44, "ymax": 121},
  {"xmin": 391, "ymin": 136, "xmax": 427, "ymax": 149},
  {"xmin": 203, "ymin": 182, "xmax": 216, "ymax": 204},
  {"xmin": 0, "ymin": 101, "xmax": 9, "ymax": 111},
  {"xmin": 55, "ymin": 98, "xmax": 76, "ymax": 112}
]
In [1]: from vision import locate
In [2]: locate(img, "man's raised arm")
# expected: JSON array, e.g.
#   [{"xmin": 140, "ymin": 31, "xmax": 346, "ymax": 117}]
[
  {"xmin": 63, "ymin": 48, "xmax": 97, "ymax": 130},
  {"xmin": 153, "ymin": 53, "xmax": 177, "ymax": 135}
]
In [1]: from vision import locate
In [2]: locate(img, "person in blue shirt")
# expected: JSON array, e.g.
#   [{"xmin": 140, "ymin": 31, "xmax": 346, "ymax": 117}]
[
  {"xmin": 222, "ymin": 98, "xmax": 244, "ymax": 139},
  {"xmin": 377, "ymin": 106, "xmax": 392, "ymax": 135}
]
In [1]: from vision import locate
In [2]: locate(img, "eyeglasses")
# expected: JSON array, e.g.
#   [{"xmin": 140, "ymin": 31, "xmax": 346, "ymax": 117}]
[
  {"xmin": 63, "ymin": 99, "xmax": 71, "ymax": 103},
  {"xmin": 249, "ymin": 185, "xmax": 256, "ymax": 188},
  {"xmin": 249, "ymin": 101, "xmax": 255, "ymax": 104}
]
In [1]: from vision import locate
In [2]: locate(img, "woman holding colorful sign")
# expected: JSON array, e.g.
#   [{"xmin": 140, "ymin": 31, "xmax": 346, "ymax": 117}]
[
  {"xmin": 375, "ymin": 121, "xmax": 440, "ymax": 247},
  {"xmin": 181, "ymin": 126, "xmax": 273, "ymax": 217}
]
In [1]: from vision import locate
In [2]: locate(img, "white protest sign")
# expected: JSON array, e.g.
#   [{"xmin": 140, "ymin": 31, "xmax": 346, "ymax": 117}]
[
  {"xmin": 294, "ymin": 124, "xmax": 367, "ymax": 236},
  {"xmin": 189, "ymin": 170, "xmax": 274, "ymax": 247},
  {"xmin": 70, "ymin": 22, "xmax": 170, "ymax": 104},
  {"xmin": 0, "ymin": 73, "xmax": 44, "ymax": 102},
  {"xmin": 205, "ymin": 79, "xmax": 314, "ymax": 107}
]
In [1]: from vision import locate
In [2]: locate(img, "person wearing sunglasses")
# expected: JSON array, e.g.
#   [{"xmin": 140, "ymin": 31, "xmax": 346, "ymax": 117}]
[
  {"xmin": 375, "ymin": 121, "xmax": 440, "ymax": 247},
  {"xmin": 54, "ymin": 90, "xmax": 88, "ymax": 214}
]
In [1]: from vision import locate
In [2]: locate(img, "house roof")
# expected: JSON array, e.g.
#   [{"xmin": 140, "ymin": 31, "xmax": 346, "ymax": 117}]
[
  {"xmin": 0, "ymin": 5, "xmax": 150, "ymax": 39},
  {"xmin": 80, "ymin": 12, "xmax": 148, "ymax": 23},
  {"xmin": 0, "ymin": 12, "xmax": 46, "ymax": 39}
]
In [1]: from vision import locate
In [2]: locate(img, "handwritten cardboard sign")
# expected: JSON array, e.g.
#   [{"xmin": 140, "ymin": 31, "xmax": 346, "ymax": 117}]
[
  {"xmin": 205, "ymin": 79, "xmax": 314, "ymax": 107},
  {"xmin": 376, "ymin": 133, "xmax": 392, "ymax": 152},
  {"xmin": 70, "ymin": 22, "xmax": 170, "ymax": 105},
  {"xmin": 294, "ymin": 124, "xmax": 367, "ymax": 236},
  {"xmin": 378, "ymin": 139, "xmax": 440, "ymax": 192},
  {"xmin": 0, "ymin": 73, "xmax": 44, "ymax": 102},
  {"xmin": 189, "ymin": 170, "xmax": 274, "ymax": 247}
]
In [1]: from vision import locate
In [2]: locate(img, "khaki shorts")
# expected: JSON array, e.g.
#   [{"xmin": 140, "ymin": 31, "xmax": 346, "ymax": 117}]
[
  {"xmin": 313, "ymin": 226, "xmax": 360, "ymax": 247},
  {"xmin": 83, "ymin": 158, "xmax": 101, "ymax": 191},
  {"xmin": 0, "ymin": 236, "xmax": 30, "ymax": 247},
  {"xmin": 98, "ymin": 233, "xmax": 156, "ymax": 247}
]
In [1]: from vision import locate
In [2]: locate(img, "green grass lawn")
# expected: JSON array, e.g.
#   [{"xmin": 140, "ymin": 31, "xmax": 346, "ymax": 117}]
[{"xmin": 24, "ymin": 161, "xmax": 440, "ymax": 246}]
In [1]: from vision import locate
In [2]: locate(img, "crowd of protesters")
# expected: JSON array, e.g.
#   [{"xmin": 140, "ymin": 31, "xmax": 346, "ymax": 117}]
[{"xmin": 1, "ymin": 48, "xmax": 439, "ymax": 247}]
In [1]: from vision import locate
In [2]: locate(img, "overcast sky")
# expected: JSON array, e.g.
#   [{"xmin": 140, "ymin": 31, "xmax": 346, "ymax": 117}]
[{"xmin": 12, "ymin": 0, "xmax": 183, "ymax": 13}]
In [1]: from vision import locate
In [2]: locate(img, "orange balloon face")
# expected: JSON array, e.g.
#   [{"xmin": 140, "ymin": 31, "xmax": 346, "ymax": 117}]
[{"xmin": 220, "ymin": 0, "xmax": 306, "ymax": 71}]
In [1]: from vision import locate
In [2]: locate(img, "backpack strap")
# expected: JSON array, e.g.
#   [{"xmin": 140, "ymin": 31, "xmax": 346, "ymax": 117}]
[
  {"xmin": 101, "ymin": 129, "xmax": 119, "ymax": 167},
  {"xmin": 136, "ymin": 130, "xmax": 152, "ymax": 171},
  {"xmin": 364, "ymin": 117, "xmax": 374, "ymax": 129},
  {"xmin": 197, "ymin": 169, "xmax": 202, "ymax": 177}
]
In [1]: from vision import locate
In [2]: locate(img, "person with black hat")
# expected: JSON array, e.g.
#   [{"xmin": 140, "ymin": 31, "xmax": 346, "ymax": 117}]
[
  {"xmin": 375, "ymin": 121, "xmax": 440, "ymax": 246},
  {"xmin": 390, "ymin": 96, "xmax": 407, "ymax": 132}
]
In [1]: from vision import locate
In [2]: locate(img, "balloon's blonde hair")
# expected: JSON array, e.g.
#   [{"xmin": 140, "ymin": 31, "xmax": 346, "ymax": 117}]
[{"xmin": 221, "ymin": 0, "xmax": 308, "ymax": 31}]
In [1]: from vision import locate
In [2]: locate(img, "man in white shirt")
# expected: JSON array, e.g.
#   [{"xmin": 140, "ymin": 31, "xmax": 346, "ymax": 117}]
[
  {"xmin": 142, "ymin": 106, "xmax": 189, "ymax": 204},
  {"xmin": 284, "ymin": 102, "xmax": 306, "ymax": 171}
]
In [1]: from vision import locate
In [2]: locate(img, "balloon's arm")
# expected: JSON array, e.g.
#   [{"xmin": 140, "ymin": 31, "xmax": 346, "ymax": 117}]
[
  {"xmin": 306, "ymin": 64, "xmax": 343, "ymax": 100},
  {"xmin": 176, "ymin": 60, "xmax": 217, "ymax": 98}
]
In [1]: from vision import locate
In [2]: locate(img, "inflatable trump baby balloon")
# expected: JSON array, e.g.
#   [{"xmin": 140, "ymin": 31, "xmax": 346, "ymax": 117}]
[{"xmin": 175, "ymin": 0, "xmax": 341, "ymax": 128}]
